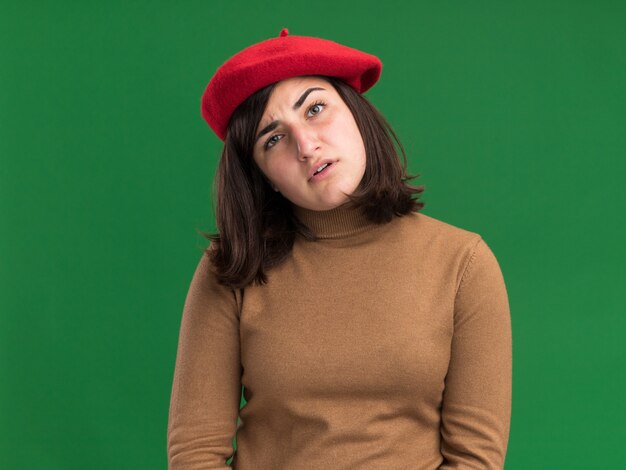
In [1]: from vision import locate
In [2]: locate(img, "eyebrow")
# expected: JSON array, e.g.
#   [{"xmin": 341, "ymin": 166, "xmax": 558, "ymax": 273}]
[{"xmin": 255, "ymin": 87, "xmax": 326, "ymax": 145}]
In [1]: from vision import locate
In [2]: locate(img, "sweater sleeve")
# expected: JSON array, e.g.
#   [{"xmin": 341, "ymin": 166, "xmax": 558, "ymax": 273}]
[
  {"xmin": 167, "ymin": 249, "xmax": 242, "ymax": 469},
  {"xmin": 439, "ymin": 237, "xmax": 512, "ymax": 469}
]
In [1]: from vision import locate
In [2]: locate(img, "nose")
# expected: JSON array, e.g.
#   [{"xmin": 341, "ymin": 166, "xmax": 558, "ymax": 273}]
[{"xmin": 292, "ymin": 124, "xmax": 320, "ymax": 160}]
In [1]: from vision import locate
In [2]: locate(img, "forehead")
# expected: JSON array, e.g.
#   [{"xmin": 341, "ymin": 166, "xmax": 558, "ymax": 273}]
[{"xmin": 263, "ymin": 76, "xmax": 331, "ymax": 111}]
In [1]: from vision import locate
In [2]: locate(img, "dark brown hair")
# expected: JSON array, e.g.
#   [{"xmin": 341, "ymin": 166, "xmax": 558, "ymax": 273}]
[{"xmin": 200, "ymin": 75, "xmax": 426, "ymax": 289}]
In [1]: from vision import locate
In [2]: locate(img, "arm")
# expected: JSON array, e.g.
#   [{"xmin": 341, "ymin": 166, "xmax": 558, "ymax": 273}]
[
  {"xmin": 167, "ymin": 248, "xmax": 242, "ymax": 469},
  {"xmin": 439, "ymin": 237, "xmax": 512, "ymax": 469}
]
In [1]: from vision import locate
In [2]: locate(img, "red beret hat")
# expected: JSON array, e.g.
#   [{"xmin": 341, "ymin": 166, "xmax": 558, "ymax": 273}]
[{"xmin": 201, "ymin": 28, "xmax": 383, "ymax": 142}]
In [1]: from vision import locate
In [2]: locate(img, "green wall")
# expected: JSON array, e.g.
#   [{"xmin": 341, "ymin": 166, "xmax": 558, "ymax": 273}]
[{"xmin": 1, "ymin": 1, "xmax": 624, "ymax": 468}]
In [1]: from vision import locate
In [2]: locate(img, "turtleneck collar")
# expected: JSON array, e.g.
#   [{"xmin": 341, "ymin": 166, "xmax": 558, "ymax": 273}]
[{"xmin": 290, "ymin": 200, "xmax": 377, "ymax": 239}]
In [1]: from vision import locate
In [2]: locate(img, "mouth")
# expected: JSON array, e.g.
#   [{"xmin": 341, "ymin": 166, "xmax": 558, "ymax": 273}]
[{"xmin": 309, "ymin": 161, "xmax": 336, "ymax": 182}]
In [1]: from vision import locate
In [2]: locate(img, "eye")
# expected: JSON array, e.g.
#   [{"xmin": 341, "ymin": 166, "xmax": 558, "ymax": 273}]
[
  {"xmin": 263, "ymin": 100, "xmax": 327, "ymax": 151},
  {"xmin": 306, "ymin": 100, "xmax": 326, "ymax": 118},
  {"xmin": 264, "ymin": 134, "xmax": 283, "ymax": 150}
]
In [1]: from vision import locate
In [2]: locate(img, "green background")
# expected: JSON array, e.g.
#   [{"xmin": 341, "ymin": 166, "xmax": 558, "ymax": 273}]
[{"xmin": 1, "ymin": 1, "xmax": 624, "ymax": 468}]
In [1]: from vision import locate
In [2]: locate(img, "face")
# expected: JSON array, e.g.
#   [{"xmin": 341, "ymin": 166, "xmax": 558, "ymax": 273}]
[{"xmin": 252, "ymin": 76, "xmax": 366, "ymax": 211}]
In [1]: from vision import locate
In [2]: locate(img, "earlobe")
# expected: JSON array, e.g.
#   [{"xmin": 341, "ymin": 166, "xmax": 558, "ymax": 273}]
[
  {"xmin": 267, "ymin": 179, "xmax": 278, "ymax": 192},
  {"xmin": 265, "ymin": 177, "xmax": 278, "ymax": 191},
  {"xmin": 261, "ymin": 172, "xmax": 279, "ymax": 192},
  {"xmin": 266, "ymin": 177, "xmax": 279, "ymax": 192}
]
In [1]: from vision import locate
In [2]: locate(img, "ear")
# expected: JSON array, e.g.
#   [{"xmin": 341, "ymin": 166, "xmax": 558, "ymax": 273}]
[
  {"xmin": 253, "ymin": 159, "xmax": 277, "ymax": 191},
  {"xmin": 264, "ymin": 176, "xmax": 279, "ymax": 192}
]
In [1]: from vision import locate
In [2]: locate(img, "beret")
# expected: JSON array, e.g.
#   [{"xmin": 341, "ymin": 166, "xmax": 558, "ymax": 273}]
[{"xmin": 201, "ymin": 28, "xmax": 383, "ymax": 142}]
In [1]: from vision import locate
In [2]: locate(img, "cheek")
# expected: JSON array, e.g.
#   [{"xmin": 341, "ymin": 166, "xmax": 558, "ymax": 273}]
[
  {"xmin": 266, "ymin": 158, "xmax": 296, "ymax": 184},
  {"xmin": 341, "ymin": 123, "xmax": 366, "ymax": 164},
  {"xmin": 332, "ymin": 114, "xmax": 362, "ymax": 149}
]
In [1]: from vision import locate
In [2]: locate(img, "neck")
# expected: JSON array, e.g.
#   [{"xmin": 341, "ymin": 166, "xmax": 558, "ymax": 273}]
[{"xmin": 290, "ymin": 200, "xmax": 376, "ymax": 239}]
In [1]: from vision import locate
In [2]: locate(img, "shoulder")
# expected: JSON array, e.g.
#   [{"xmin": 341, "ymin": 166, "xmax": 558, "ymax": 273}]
[
  {"xmin": 395, "ymin": 210, "xmax": 483, "ymax": 250},
  {"xmin": 392, "ymin": 211, "xmax": 497, "ymax": 286}
]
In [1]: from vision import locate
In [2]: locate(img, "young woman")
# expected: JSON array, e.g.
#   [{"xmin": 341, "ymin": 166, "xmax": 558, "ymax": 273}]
[{"xmin": 167, "ymin": 28, "xmax": 512, "ymax": 470}]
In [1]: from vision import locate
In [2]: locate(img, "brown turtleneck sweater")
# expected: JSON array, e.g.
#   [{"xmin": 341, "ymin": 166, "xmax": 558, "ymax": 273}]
[{"xmin": 167, "ymin": 203, "xmax": 512, "ymax": 469}]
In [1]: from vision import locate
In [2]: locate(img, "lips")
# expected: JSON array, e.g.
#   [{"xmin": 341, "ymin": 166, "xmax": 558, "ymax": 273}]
[{"xmin": 308, "ymin": 159, "xmax": 336, "ymax": 181}]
